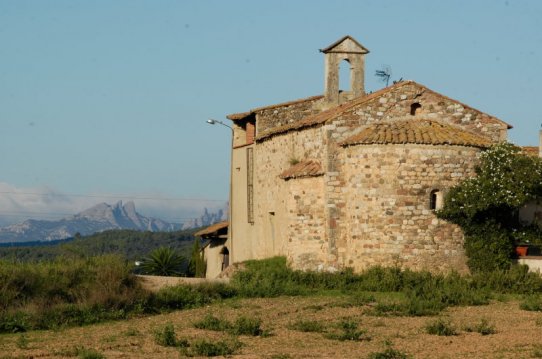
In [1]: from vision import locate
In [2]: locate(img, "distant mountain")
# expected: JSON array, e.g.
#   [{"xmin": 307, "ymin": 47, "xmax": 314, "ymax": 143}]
[
  {"xmin": 181, "ymin": 207, "xmax": 226, "ymax": 230},
  {"xmin": 0, "ymin": 201, "xmax": 182, "ymax": 243}
]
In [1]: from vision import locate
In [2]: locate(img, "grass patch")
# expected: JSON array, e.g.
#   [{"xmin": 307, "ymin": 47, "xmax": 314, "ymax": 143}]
[
  {"xmin": 464, "ymin": 318, "xmax": 496, "ymax": 335},
  {"xmin": 520, "ymin": 295, "xmax": 542, "ymax": 312},
  {"xmin": 324, "ymin": 318, "xmax": 370, "ymax": 341},
  {"xmin": 425, "ymin": 318, "xmax": 457, "ymax": 336},
  {"xmin": 153, "ymin": 323, "xmax": 188, "ymax": 347},
  {"xmin": 287, "ymin": 319, "xmax": 326, "ymax": 333},
  {"xmin": 182, "ymin": 337, "xmax": 242, "ymax": 357},
  {"xmin": 15, "ymin": 334, "xmax": 29, "ymax": 349},
  {"xmin": 193, "ymin": 313, "xmax": 268, "ymax": 336},
  {"xmin": 368, "ymin": 346, "xmax": 410, "ymax": 359},
  {"xmin": 193, "ymin": 313, "xmax": 230, "ymax": 331}
]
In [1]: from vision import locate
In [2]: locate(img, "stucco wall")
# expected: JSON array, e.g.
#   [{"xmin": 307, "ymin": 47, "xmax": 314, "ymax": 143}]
[
  {"xmin": 230, "ymin": 144, "xmax": 256, "ymax": 264},
  {"xmin": 203, "ymin": 239, "xmax": 227, "ymax": 279}
]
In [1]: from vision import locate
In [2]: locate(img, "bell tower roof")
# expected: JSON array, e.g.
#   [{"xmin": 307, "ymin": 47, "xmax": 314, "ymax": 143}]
[{"xmin": 320, "ymin": 35, "xmax": 370, "ymax": 54}]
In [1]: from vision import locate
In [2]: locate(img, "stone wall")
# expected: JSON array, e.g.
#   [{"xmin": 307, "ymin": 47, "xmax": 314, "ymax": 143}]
[
  {"xmin": 337, "ymin": 144, "xmax": 481, "ymax": 273},
  {"xmin": 252, "ymin": 126, "xmax": 327, "ymax": 262},
  {"xmin": 256, "ymin": 97, "xmax": 323, "ymax": 135},
  {"xmin": 325, "ymin": 82, "xmax": 508, "ymax": 144}
]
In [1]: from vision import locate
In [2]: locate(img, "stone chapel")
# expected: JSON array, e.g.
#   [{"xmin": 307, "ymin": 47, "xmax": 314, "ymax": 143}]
[{"xmin": 202, "ymin": 35, "xmax": 513, "ymax": 278}]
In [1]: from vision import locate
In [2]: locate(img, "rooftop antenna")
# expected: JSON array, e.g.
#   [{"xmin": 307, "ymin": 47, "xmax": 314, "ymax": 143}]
[{"xmin": 375, "ymin": 65, "xmax": 392, "ymax": 87}]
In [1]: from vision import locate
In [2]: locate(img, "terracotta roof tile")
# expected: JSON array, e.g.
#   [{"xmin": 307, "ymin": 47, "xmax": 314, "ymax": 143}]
[
  {"xmin": 340, "ymin": 119, "xmax": 492, "ymax": 148},
  {"xmin": 279, "ymin": 160, "xmax": 323, "ymax": 180},
  {"xmin": 194, "ymin": 221, "xmax": 228, "ymax": 237},
  {"xmin": 256, "ymin": 81, "xmax": 512, "ymax": 141},
  {"xmin": 522, "ymin": 146, "xmax": 539, "ymax": 156}
]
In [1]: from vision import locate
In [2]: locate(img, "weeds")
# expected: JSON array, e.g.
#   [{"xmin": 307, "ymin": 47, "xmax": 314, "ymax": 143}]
[
  {"xmin": 425, "ymin": 318, "xmax": 457, "ymax": 336},
  {"xmin": 75, "ymin": 347, "xmax": 106, "ymax": 359},
  {"xmin": 287, "ymin": 319, "xmax": 326, "ymax": 333}
]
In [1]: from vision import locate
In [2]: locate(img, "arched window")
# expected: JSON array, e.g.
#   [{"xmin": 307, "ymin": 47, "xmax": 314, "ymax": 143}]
[
  {"xmin": 410, "ymin": 102, "xmax": 422, "ymax": 116},
  {"xmin": 339, "ymin": 59, "xmax": 352, "ymax": 92},
  {"xmin": 430, "ymin": 189, "xmax": 442, "ymax": 210}
]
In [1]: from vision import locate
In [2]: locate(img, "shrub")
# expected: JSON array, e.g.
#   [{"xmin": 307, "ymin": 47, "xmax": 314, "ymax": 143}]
[
  {"xmin": 425, "ymin": 318, "xmax": 457, "ymax": 336},
  {"xmin": 287, "ymin": 319, "xmax": 326, "ymax": 333}
]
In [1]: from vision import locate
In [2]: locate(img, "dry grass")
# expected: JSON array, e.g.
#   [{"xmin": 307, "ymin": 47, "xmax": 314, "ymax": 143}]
[{"xmin": 1, "ymin": 296, "xmax": 541, "ymax": 358}]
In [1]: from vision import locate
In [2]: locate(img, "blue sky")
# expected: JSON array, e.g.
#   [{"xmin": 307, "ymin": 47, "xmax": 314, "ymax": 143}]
[{"xmin": 0, "ymin": 0, "xmax": 540, "ymax": 224}]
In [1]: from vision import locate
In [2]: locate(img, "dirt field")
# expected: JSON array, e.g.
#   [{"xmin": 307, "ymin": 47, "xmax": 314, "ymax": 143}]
[{"xmin": 1, "ymin": 296, "xmax": 541, "ymax": 358}]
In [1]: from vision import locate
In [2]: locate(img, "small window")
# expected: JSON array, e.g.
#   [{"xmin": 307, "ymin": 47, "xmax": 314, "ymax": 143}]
[
  {"xmin": 430, "ymin": 189, "xmax": 442, "ymax": 210},
  {"xmin": 410, "ymin": 102, "xmax": 422, "ymax": 116}
]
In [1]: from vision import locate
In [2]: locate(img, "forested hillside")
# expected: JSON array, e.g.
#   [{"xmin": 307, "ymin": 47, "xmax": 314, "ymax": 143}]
[{"xmin": 0, "ymin": 228, "xmax": 197, "ymax": 262}]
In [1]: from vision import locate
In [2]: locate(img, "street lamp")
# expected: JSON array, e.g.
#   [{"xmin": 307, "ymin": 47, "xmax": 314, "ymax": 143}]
[
  {"xmin": 206, "ymin": 119, "xmax": 233, "ymax": 132},
  {"xmin": 206, "ymin": 118, "xmax": 234, "ymax": 267}
]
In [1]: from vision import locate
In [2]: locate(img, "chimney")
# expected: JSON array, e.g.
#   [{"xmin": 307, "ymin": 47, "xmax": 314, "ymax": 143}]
[{"xmin": 320, "ymin": 36, "xmax": 369, "ymax": 106}]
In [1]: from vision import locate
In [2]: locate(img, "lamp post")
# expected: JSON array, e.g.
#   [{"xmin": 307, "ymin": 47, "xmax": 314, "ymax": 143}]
[{"xmin": 206, "ymin": 119, "xmax": 234, "ymax": 265}]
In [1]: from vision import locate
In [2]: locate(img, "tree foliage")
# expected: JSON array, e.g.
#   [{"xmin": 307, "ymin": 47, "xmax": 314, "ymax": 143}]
[{"xmin": 437, "ymin": 143, "xmax": 542, "ymax": 272}]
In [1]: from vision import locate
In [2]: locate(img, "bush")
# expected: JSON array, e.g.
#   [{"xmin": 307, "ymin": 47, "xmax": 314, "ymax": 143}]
[{"xmin": 425, "ymin": 318, "xmax": 457, "ymax": 336}]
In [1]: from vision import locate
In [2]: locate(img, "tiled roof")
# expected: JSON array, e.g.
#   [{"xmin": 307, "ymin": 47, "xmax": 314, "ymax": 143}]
[
  {"xmin": 340, "ymin": 119, "xmax": 492, "ymax": 148},
  {"xmin": 256, "ymin": 81, "xmax": 512, "ymax": 141},
  {"xmin": 226, "ymin": 95, "xmax": 324, "ymax": 122},
  {"xmin": 194, "ymin": 221, "xmax": 228, "ymax": 238},
  {"xmin": 522, "ymin": 146, "xmax": 539, "ymax": 156},
  {"xmin": 279, "ymin": 160, "xmax": 323, "ymax": 180}
]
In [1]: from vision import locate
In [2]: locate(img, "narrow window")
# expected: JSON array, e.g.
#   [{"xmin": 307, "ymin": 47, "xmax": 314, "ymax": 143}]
[
  {"xmin": 221, "ymin": 247, "xmax": 229, "ymax": 271},
  {"xmin": 430, "ymin": 189, "xmax": 442, "ymax": 210},
  {"xmin": 339, "ymin": 59, "xmax": 352, "ymax": 92},
  {"xmin": 247, "ymin": 147, "xmax": 254, "ymax": 223},
  {"xmin": 410, "ymin": 102, "xmax": 422, "ymax": 116}
]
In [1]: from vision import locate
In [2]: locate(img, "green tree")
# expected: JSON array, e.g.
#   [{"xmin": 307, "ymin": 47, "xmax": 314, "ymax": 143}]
[
  {"xmin": 140, "ymin": 247, "xmax": 186, "ymax": 276},
  {"xmin": 188, "ymin": 239, "xmax": 206, "ymax": 278},
  {"xmin": 437, "ymin": 143, "xmax": 542, "ymax": 272}
]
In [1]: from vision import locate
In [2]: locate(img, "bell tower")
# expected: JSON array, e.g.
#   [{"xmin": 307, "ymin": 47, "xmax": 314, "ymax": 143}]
[{"xmin": 320, "ymin": 35, "xmax": 369, "ymax": 106}]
